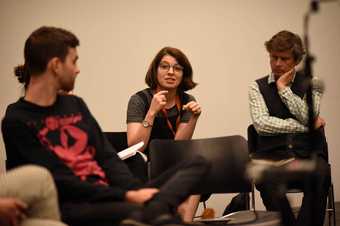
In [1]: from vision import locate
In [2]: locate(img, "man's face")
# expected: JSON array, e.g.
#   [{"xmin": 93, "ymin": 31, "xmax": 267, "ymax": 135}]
[
  {"xmin": 57, "ymin": 48, "xmax": 80, "ymax": 92},
  {"xmin": 269, "ymin": 50, "xmax": 297, "ymax": 78}
]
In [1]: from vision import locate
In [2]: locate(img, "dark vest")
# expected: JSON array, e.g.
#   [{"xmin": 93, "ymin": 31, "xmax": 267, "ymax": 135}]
[
  {"xmin": 255, "ymin": 72, "xmax": 327, "ymax": 159},
  {"xmin": 136, "ymin": 89, "xmax": 190, "ymax": 157},
  {"xmin": 257, "ymin": 71, "xmax": 309, "ymax": 119}
]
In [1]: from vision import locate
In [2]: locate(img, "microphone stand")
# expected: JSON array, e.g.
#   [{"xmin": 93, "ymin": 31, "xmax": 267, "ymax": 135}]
[
  {"xmin": 303, "ymin": 1, "xmax": 318, "ymax": 134},
  {"xmin": 266, "ymin": 3, "xmax": 321, "ymax": 225}
]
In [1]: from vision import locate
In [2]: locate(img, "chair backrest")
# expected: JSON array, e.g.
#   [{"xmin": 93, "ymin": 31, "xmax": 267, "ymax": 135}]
[
  {"xmin": 247, "ymin": 125, "xmax": 258, "ymax": 155},
  {"xmin": 149, "ymin": 135, "xmax": 251, "ymax": 194},
  {"xmin": 103, "ymin": 132, "xmax": 128, "ymax": 151}
]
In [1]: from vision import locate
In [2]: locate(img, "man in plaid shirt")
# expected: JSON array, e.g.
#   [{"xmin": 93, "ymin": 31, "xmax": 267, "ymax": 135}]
[{"xmin": 249, "ymin": 30, "xmax": 330, "ymax": 226}]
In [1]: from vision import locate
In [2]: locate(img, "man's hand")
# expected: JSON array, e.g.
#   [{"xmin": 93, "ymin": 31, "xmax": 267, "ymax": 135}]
[
  {"xmin": 182, "ymin": 101, "xmax": 202, "ymax": 117},
  {"xmin": 0, "ymin": 198, "xmax": 27, "ymax": 226},
  {"xmin": 125, "ymin": 188, "xmax": 159, "ymax": 204},
  {"xmin": 276, "ymin": 68, "xmax": 295, "ymax": 91},
  {"xmin": 149, "ymin": 91, "xmax": 168, "ymax": 116},
  {"xmin": 314, "ymin": 116, "xmax": 326, "ymax": 129}
]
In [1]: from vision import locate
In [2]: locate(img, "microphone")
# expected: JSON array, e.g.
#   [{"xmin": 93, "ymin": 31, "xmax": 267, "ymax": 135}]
[
  {"xmin": 311, "ymin": 0, "xmax": 320, "ymax": 12},
  {"xmin": 311, "ymin": 77, "xmax": 325, "ymax": 93},
  {"xmin": 310, "ymin": 0, "xmax": 339, "ymax": 12},
  {"xmin": 310, "ymin": 0, "xmax": 320, "ymax": 12}
]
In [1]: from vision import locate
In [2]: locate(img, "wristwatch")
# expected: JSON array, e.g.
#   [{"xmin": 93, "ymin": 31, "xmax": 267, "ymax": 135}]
[{"xmin": 142, "ymin": 120, "xmax": 152, "ymax": 128}]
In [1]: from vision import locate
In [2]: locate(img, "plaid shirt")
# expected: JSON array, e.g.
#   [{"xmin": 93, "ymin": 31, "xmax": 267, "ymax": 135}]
[{"xmin": 249, "ymin": 72, "xmax": 323, "ymax": 135}]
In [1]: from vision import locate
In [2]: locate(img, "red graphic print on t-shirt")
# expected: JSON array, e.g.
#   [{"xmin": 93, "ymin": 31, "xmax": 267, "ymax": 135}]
[{"xmin": 37, "ymin": 114, "xmax": 108, "ymax": 185}]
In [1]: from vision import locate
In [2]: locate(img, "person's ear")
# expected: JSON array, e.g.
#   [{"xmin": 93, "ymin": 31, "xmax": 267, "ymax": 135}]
[{"xmin": 48, "ymin": 57, "xmax": 62, "ymax": 75}]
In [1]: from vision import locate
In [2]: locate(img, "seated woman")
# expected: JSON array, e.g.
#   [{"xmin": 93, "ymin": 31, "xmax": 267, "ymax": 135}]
[{"xmin": 126, "ymin": 46, "xmax": 201, "ymax": 222}]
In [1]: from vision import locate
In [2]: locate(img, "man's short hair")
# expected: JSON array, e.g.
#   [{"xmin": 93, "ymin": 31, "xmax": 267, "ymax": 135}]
[
  {"xmin": 14, "ymin": 26, "xmax": 79, "ymax": 88},
  {"xmin": 265, "ymin": 30, "xmax": 305, "ymax": 63}
]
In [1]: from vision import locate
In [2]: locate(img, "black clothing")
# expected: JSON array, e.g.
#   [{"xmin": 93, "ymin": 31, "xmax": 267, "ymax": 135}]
[
  {"xmin": 126, "ymin": 89, "xmax": 195, "ymax": 182},
  {"xmin": 2, "ymin": 95, "xmax": 210, "ymax": 226},
  {"xmin": 133, "ymin": 88, "xmax": 192, "ymax": 156},
  {"xmin": 3, "ymin": 95, "xmax": 138, "ymax": 202},
  {"xmin": 256, "ymin": 72, "xmax": 309, "ymax": 119}
]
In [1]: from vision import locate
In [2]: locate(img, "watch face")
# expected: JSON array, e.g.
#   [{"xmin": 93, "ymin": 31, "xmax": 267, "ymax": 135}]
[{"xmin": 142, "ymin": 120, "xmax": 150, "ymax": 128}]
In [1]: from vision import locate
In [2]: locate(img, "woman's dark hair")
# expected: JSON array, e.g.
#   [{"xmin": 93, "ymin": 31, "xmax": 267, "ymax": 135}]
[
  {"xmin": 14, "ymin": 26, "xmax": 79, "ymax": 89},
  {"xmin": 265, "ymin": 30, "xmax": 305, "ymax": 63},
  {"xmin": 145, "ymin": 47, "xmax": 197, "ymax": 92}
]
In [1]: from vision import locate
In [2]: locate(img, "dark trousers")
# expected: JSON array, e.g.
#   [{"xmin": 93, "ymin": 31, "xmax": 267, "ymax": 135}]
[
  {"xmin": 256, "ymin": 155, "xmax": 330, "ymax": 226},
  {"xmin": 62, "ymin": 155, "xmax": 210, "ymax": 226}
]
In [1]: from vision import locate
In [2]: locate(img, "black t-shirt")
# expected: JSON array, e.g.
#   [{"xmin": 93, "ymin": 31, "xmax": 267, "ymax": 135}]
[
  {"xmin": 2, "ymin": 94, "xmax": 142, "ymax": 203},
  {"xmin": 127, "ymin": 88, "xmax": 195, "ymax": 156}
]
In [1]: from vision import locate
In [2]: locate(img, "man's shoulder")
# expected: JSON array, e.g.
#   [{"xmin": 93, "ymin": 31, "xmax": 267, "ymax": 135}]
[
  {"xmin": 58, "ymin": 94, "xmax": 87, "ymax": 108},
  {"xmin": 3, "ymin": 95, "xmax": 85, "ymax": 121},
  {"xmin": 255, "ymin": 75, "xmax": 269, "ymax": 83},
  {"xmin": 2, "ymin": 99, "xmax": 32, "ymax": 130},
  {"xmin": 248, "ymin": 75, "xmax": 269, "ymax": 91},
  {"xmin": 59, "ymin": 93, "xmax": 82, "ymax": 102},
  {"xmin": 3, "ymin": 98, "xmax": 25, "ymax": 119}
]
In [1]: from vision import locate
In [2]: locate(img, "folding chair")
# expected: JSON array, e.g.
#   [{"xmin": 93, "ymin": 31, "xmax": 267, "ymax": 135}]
[
  {"xmin": 247, "ymin": 125, "xmax": 336, "ymax": 226},
  {"xmin": 149, "ymin": 135, "xmax": 281, "ymax": 225},
  {"xmin": 104, "ymin": 131, "xmax": 148, "ymax": 182}
]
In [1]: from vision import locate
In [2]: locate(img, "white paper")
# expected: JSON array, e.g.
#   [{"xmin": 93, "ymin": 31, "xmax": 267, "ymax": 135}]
[{"xmin": 117, "ymin": 141, "xmax": 144, "ymax": 160}]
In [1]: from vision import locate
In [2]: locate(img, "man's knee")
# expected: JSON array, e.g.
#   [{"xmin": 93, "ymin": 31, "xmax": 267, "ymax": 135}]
[
  {"xmin": 21, "ymin": 219, "xmax": 68, "ymax": 226},
  {"xmin": 7, "ymin": 165, "xmax": 57, "ymax": 202},
  {"xmin": 15, "ymin": 164, "xmax": 49, "ymax": 176},
  {"xmin": 18, "ymin": 165, "xmax": 54, "ymax": 186}
]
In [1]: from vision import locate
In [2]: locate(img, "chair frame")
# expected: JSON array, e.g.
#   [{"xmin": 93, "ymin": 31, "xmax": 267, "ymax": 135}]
[
  {"xmin": 149, "ymin": 136, "xmax": 280, "ymax": 225},
  {"xmin": 247, "ymin": 124, "xmax": 336, "ymax": 226}
]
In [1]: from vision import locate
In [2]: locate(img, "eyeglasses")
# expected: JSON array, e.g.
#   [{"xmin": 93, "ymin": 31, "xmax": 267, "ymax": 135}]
[{"xmin": 158, "ymin": 62, "xmax": 184, "ymax": 73}]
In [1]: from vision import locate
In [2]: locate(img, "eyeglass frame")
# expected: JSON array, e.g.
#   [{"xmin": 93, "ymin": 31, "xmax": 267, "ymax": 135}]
[{"xmin": 158, "ymin": 61, "xmax": 184, "ymax": 73}]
